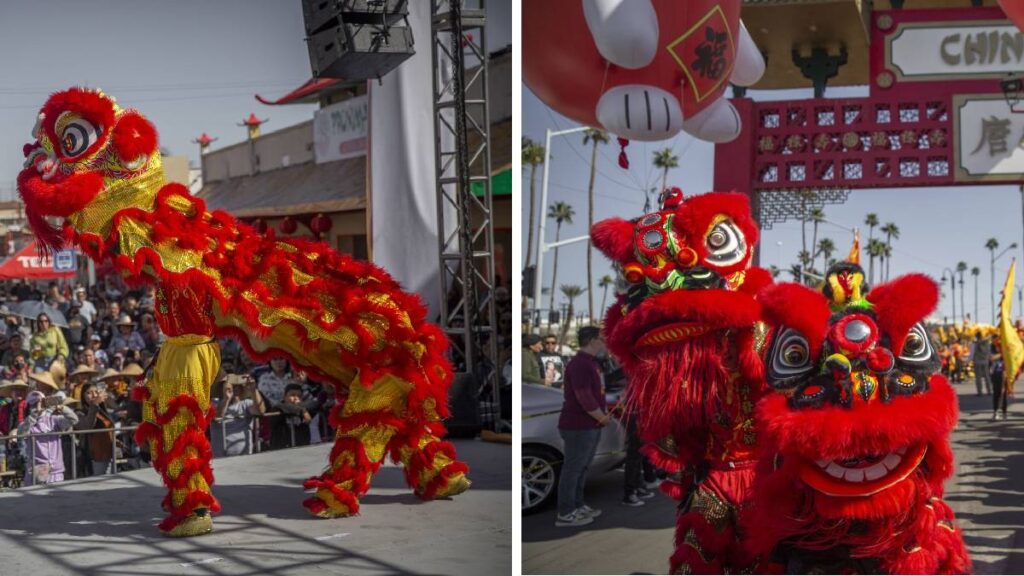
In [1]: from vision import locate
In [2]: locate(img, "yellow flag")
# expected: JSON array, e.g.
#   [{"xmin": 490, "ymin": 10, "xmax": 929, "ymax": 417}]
[
  {"xmin": 998, "ymin": 259, "xmax": 1024, "ymax": 393},
  {"xmin": 847, "ymin": 230, "xmax": 861, "ymax": 265}
]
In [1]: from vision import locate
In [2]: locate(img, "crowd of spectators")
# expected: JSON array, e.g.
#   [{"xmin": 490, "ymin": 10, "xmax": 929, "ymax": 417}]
[{"xmin": 0, "ymin": 276, "xmax": 335, "ymax": 489}]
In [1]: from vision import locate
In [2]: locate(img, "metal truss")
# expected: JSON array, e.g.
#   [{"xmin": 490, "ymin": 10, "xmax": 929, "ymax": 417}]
[{"xmin": 431, "ymin": 0, "xmax": 503, "ymax": 431}]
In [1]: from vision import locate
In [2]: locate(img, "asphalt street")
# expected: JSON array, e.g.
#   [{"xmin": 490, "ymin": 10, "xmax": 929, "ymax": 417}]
[
  {"xmin": 523, "ymin": 380, "xmax": 1024, "ymax": 575},
  {"xmin": 0, "ymin": 438, "xmax": 511, "ymax": 576}
]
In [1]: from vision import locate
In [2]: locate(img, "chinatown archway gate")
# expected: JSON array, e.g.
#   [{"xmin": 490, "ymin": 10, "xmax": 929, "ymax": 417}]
[{"xmin": 715, "ymin": 5, "xmax": 1024, "ymax": 254}]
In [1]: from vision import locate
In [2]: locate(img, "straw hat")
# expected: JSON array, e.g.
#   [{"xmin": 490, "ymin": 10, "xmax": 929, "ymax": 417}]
[
  {"xmin": 116, "ymin": 314, "xmax": 136, "ymax": 327},
  {"xmin": 69, "ymin": 364, "xmax": 98, "ymax": 379},
  {"xmin": 120, "ymin": 363, "xmax": 145, "ymax": 379},
  {"xmin": 98, "ymin": 368, "xmax": 122, "ymax": 382},
  {"xmin": 28, "ymin": 370, "xmax": 59, "ymax": 392},
  {"xmin": 0, "ymin": 380, "xmax": 28, "ymax": 398}
]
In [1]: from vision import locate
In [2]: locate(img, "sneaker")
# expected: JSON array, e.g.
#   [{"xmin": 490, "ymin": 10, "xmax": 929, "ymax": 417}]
[
  {"xmin": 578, "ymin": 504, "xmax": 602, "ymax": 518},
  {"xmin": 555, "ymin": 510, "xmax": 594, "ymax": 527},
  {"xmin": 644, "ymin": 479, "xmax": 661, "ymax": 491},
  {"xmin": 622, "ymin": 494, "xmax": 646, "ymax": 507},
  {"xmin": 636, "ymin": 487, "xmax": 656, "ymax": 499}
]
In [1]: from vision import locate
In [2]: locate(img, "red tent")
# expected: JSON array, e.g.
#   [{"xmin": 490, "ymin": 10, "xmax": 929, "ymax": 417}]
[{"xmin": 0, "ymin": 241, "xmax": 75, "ymax": 280}]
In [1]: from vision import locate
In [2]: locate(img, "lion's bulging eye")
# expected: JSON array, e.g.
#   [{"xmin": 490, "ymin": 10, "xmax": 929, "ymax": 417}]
[
  {"xmin": 60, "ymin": 119, "xmax": 99, "ymax": 158},
  {"xmin": 899, "ymin": 324, "xmax": 933, "ymax": 362},
  {"xmin": 704, "ymin": 220, "xmax": 746, "ymax": 267},
  {"xmin": 769, "ymin": 328, "xmax": 815, "ymax": 380}
]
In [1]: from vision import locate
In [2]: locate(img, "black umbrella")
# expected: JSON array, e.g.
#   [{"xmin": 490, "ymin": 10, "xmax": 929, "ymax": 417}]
[{"xmin": 9, "ymin": 300, "xmax": 69, "ymax": 328}]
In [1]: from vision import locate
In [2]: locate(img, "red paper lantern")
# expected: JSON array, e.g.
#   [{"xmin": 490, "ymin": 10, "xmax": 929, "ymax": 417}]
[
  {"xmin": 253, "ymin": 218, "xmax": 268, "ymax": 234},
  {"xmin": 310, "ymin": 213, "xmax": 333, "ymax": 235},
  {"xmin": 280, "ymin": 216, "xmax": 297, "ymax": 235}
]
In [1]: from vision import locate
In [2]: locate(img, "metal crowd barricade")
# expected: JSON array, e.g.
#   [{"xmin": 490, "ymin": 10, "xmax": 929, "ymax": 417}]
[
  {"xmin": 0, "ymin": 423, "xmax": 139, "ymax": 486},
  {"xmin": 0, "ymin": 408, "xmax": 333, "ymax": 490}
]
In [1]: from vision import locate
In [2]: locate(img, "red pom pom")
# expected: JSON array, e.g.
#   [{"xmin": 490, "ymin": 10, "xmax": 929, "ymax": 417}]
[{"xmin": 111, "ymin": 112, "xmax": 158, "ymax": 163}]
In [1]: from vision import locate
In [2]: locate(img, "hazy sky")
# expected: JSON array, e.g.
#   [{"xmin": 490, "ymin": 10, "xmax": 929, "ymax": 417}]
[
  {"xmin": 522, "ymin": 84, "xmax": 1024, "ymax": 326},
  {"xmin": 0, "ymin": 0, "xmax": 512, "ymax": 196}
]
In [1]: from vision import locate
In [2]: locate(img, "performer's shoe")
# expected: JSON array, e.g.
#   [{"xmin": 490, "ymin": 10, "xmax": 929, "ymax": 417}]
[
  {"xmin": 161, "ymin": 508, "xmax": 213, "ymax": 538},
  {"xmin": 431, "ymin": 473, "xmax": 472, "ymax": 499},
  {"xmin": 303, "ymin": 493, "xmax": 357, "ymax": 519}
]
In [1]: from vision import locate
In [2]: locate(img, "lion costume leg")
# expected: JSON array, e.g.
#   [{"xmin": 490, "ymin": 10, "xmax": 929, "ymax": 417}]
[
  {"xmin": 302, "ymin": 374, "xmax": 470, "ymax": 517},
  {"xmin": 390, "ymin": 420, "xmax": 470, "ymax": 500},
  {"xmin": 135, "ymin": 335, "xmax": 221, "ymax": 536}
]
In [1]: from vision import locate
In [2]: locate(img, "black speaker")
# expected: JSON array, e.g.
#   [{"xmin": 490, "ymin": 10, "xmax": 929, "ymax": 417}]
[{"xmin": 302, "ymin": 0, "xmax": 414, "ymax": 81}]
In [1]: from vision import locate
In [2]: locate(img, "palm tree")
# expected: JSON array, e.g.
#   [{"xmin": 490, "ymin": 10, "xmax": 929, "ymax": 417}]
[
  {"xmin": 881, "ymin": 222, "xmax": 900, "ymax": 281},
  {"xmin": 971, "ymin": 266, "xmax": 981, "ymax": 323},
  {"xmin": 768, "ymin": 265, "xmax": 781, "ymax": 279},
  {"xmin": 583, "ymin": 128, "xmax": 609, "ymax": 324},
  {"xmin": 559, "ymin": 284, "xmax": 585, "ymax": 346},
  {"xmin": 816, "ymin": 238, "xmax": 836, "ymax": 269},
  {"xmin": 956, "ymin": 261, "xmax": 968, "ymax": 324},
  {"xmin": 986, "ymin": 238, "xmax": 1000, "ymax": 324},
  {"xmin": 788, "ymin": 264, "xmax": 803, "ymax": 282},
  {"xmin": 797, "ymin": 250, "xmax": 812, "ymax": 285},
  {"xmin": 867, "ymin": 238, "xmax": 886, "ymax": 284},
  {"xmin": 547, "ymin": 202, "xmax": 575, "ymax": 312},
  {"xmin": 809, "ymin": 208, "xmax": 825, "ymax": 272},
  {"xmin": 598, "ymin": 274, "xmax": 614, "ymax": 319},
  {"xmin": 522, "ymin": 137, "xmax": 545, "ymax": 272},
  {"xmin": 653, "ymin": 148, "xmax": 680, "ymax": 193},
  {"xmin": 864, "ymin": 212, "xmax": 880, "ymax": 278}
]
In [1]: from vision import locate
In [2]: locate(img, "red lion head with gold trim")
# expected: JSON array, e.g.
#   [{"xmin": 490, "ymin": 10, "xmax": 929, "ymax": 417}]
[
  {"xmin": 745, "ymin": 269, "xmax": 969, "ymax": 573},
  {"xmin": 592, "ymin": 190, "xmax": 770, "ymax": 442},
  {"xmin": 18, "ymin": 87, "xmax": 159, "ymax": 253}
]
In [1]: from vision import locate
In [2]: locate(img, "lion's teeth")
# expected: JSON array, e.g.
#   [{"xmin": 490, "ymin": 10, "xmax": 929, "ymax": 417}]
[
  {"xmin": 816, "ymin": 459, "xmax": 830, "ymax": 468},
  {"xmin": 864, "ymin": 462, "xmax": 888, "ymax": 481},
  {"xmin": 825, "ymin": 462, "xmax": 845, "ymax": 478},
  {"xmin": 882, "ymin": 453, "xmax": 902, "ymax": 471},
  {"xmin": 843, "ymin": 468, "xmax": 866, "ymax": 482}
]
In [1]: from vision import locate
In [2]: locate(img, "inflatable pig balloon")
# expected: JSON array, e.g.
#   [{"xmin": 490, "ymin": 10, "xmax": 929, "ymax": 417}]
[{"xmin": 523, "ymin": 0, "xmax": 765, "ymax": 143}]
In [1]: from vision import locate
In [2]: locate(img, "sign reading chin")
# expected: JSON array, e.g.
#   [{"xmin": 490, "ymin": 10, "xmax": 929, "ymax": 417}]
[{"xmin": 887, "ymin": 20, "xmax": 1023, "ymax": 81}]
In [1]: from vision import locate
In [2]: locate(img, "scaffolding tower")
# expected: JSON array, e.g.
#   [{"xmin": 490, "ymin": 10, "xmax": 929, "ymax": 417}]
[{"xmin": 431, "ymin": 0, "xmax": 503, "ymax": 431}]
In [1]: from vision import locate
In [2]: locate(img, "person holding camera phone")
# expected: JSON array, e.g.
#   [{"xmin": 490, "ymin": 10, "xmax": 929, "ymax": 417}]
[
  {"xmin": 17, "ymin": 390, "xmax": 78, "ymax": 486},
  {"xmin": 214, "ymin": 373, "xmax": 266, "ymax": 457},
  {"xmin": 74, "ymin": 381, "xmax": 117, "ymax": 476}
]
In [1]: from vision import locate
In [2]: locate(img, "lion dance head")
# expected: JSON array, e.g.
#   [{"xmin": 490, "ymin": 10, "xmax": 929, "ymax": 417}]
[
  {"xmin": 592, "ymin": 190, "xmax": 771, "ymax": 443},
  {"xmin": 745, "ymin": 264, "xmax": 970, "ymax": 573},
  {"xmin": 18, "ymin": 87, "xmax": 159, "ymax": 253}
]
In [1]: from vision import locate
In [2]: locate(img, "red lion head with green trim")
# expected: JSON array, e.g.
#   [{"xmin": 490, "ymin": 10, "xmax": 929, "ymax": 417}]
[
  {"xmin": 745, "ymin": 269, "xmax": 969, "ymax": 573},
  {"xmin": 18, "ymin": 87, "xmax": 159, "ymax": 253}
]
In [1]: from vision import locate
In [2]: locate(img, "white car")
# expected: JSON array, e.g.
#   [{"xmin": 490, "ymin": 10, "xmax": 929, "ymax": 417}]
[{"xmin": 521, "ymin": 382, "xmax": 627, "ymax": 513}]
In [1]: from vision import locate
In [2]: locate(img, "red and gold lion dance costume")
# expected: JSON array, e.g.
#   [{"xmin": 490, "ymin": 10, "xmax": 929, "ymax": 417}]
[
  {"xmin": 17, "ymin": 88, "xmax": 469, "ymax": 536},
  {"xmin": 745, "ymin": 263, "xmax": 970, "ymax": 574},
  {"xmin": 592, "ymin": 189, "xmax": 772, "ymax": 573}
]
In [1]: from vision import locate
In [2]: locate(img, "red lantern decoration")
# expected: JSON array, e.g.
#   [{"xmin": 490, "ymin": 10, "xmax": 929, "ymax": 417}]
[
  {"xmin": 280, "ymin": 216, "xmax": 297, "ymax": 235},
  {"xmin": 1000, "ymin": 1, "xmax": 1024, "ymax": 34},
  {"xmin": 253, "ymin": 218, "xmax": 268, "ymax": 234},
  {"xmin": 310, "ymin": 213, "xmax": 333, "ymax": 237}
]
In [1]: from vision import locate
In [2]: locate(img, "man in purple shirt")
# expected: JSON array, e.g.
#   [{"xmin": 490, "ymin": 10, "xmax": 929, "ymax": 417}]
[{"xmin": 556, "ymin": 326, "xmax": 610, "ymax": 527}]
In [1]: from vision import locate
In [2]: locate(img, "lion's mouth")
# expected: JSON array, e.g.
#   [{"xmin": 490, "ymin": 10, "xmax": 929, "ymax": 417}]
[
  {"xmin": 796, "ymin": 443, "xmax": 927, "ymax": 497},
  {"xmin": 23, "ymin": 144, "xmax": 59, "ymax": 181}
]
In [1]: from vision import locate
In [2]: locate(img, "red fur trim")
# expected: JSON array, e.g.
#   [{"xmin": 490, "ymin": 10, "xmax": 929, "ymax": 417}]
[
  {"xmin": 153, "ymin": 394, "xmax": 209, "ymax": 429},
  {"xmin": 591, "ymin": 217, "xmax": 636, "ymax": 263},
  {"xmin": 131, "ymin": 386, "xmax": 150, "ymax": 402},
  {"xmin": 158, "ymin": 491, "xmax": 220, "ymax": 530},
  {"xmin": 640, "ymin": 443, "xmax": 683, "ymax": 473},
  {"xmin": 867, "ymin": 274, "xmax": 939, "ymax": 356},
  {"xmin": 738, "ymin": 266, "xmax": 773, "ymax": 296},
  {"xmin": 110, "ymin": 111, "xmax": 158, "ymax": 163},
  {"xmin": 758, "ymin": 282, "xmax": 832, "ymax": 358}
]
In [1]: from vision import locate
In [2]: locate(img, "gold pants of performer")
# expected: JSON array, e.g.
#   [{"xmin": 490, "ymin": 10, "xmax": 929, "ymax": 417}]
[{"xmin": 139, "ymin": 334, "xmax": 220, "ymax": 532}]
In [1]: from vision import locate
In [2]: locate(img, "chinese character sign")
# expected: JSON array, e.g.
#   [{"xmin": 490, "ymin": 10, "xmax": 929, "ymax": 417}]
[{"xmin": 955, "ymin": 95, "xmax": 1024, "ymax": 182}]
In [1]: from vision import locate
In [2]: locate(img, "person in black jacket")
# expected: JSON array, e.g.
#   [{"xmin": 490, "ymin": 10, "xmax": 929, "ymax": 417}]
[{"xmin": 270, "ymin": 383, "xmax": 318, "ymax": 449}]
